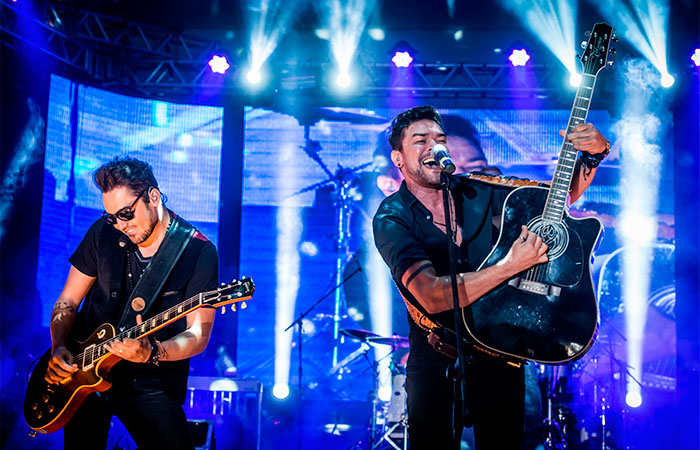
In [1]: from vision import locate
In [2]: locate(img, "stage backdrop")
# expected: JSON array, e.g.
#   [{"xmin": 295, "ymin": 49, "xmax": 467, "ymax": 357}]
[
  {"xmin": 237, "ymin": 105, "xmax": 677, "ymax": 416},
  {"xmin": 36, "ymin": 74, "xmax": 223, "ymax": 326}
]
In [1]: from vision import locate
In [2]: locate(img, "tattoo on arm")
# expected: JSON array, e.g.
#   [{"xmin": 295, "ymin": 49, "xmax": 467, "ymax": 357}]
[
  {"xmin": 53, "ymin": 298, "xmax": 77, "ymax": 314},
  {"xmin": 405, "ymin": 263, "xmax": 434, "ymax": 288}
]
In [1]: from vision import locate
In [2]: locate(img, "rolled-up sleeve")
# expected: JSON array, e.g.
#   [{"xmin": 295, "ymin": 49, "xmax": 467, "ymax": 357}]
[{"xmin": 373, "ymin": 207, "xmax": 429, "ymax": 287}]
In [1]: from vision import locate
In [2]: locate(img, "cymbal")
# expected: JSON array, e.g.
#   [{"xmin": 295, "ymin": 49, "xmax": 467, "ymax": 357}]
[
  {"xmin": 366, "ymin": 335, "xmax": 409, "ymax": 348},
  {"xmin": 340, "ymin": 328, "xmax": 380, "ymax": 342}
]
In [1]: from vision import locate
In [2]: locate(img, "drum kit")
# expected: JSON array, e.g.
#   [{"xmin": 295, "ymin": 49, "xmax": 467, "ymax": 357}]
[{"xmin": 338, "ymin": 328, "xmax": 409, "ymax": 450}]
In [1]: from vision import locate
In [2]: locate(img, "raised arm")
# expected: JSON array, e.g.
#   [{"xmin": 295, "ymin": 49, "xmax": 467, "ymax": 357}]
[{"xmin": 562, "ymin": 123, "xmax": 610, "ymax": 203}]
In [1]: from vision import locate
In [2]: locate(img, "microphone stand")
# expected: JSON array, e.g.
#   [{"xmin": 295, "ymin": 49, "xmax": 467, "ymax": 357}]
[
  {"xmin": 283, "ymin": 263, "xmax": 362, "ymax": 450},
  {"xmin": 440, "ymin": 171, "xmax": 469, "ymax": 448}
]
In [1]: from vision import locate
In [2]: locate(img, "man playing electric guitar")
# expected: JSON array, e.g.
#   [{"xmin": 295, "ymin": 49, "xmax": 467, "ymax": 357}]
[{"xmin": 44, "ymin": 157, "xmax": 218, "ymax": 449}]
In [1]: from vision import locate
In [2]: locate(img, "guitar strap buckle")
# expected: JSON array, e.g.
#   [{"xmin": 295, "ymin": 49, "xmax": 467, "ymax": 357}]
[{"xmin": 427, "ymin": 331, "xmax": 458, "ymax": 359}]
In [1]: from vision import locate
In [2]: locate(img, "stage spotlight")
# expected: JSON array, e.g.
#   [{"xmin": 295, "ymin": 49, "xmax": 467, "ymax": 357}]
[
  {"xmin": 368, "ymin": 28, "xmax": 385, "ymax": 41},
  {"xmin": 391, "ymin": 51, "xmax": 413, "ymax": 68},
  {"xmin": 454, "ymin": 29, "xmax": 464, "ymax": 41},
  {"xmin": 660, "ymin": 72, "xmax": 675, "ymax": 88},
  {"xmin": 246, "ymin": 68, "xmax": 262, "ymax": 85},
  {"xmin": 508, "ymin": 49, "xmax": 530, "ymax": 67},
  {"xmin": 625, "ymin": 390, "xmax": 642, "ymax": 408},
  {"xmin": 569, "ymin": 72, "xmax": 582, "ymax": 87},
  {"xmin": 272, "ymin": 383, "xmax": 290, "ymax": 400},
  {"xmin": 208, "ymin": 55, "xmax": 230, "ymax": 74},
  {"xmin": 390, "ymin": 41, "xmax": 415, "ymax": 68},
  {"xmin": 336, "ymin": 71, "xmax": 352, "ymax": 88},
  {"xmin": 692, "ymin": 49, "xmax": 700, "ymax": 66},
  {"xmin": 315, "ymin": 28, "xmax": 330, "ymax": 40}
]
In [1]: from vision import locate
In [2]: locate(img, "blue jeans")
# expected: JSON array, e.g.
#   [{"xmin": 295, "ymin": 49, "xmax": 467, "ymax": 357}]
[{"xmin": 63, "ymin": 375, "xmax": 194, "ymax": 450}]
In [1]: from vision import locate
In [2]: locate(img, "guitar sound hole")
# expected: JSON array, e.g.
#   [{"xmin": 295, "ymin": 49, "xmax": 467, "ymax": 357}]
[{"xmin": 526, "ymin": 217, "xmax": 569, "ymax": 260}]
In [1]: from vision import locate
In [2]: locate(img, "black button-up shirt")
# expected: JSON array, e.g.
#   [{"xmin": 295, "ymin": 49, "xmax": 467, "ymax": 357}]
[{"xmin": 372, "ymin": 174, "xmax": 510, "ymax": 356}]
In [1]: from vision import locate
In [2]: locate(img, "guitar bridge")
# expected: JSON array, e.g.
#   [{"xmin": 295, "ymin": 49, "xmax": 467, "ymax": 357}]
[{"xmin": 508, "ymin": 277, "xmax": 561, "ymax": 297}]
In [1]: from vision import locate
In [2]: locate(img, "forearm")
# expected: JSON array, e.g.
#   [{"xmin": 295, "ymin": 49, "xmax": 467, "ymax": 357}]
[
  {"xmin": 421, "ymin": 261, "xmax": 516, "ymax": 314},
  {"xmin": 50, "ymin": 297, "xmax": 78, "ymax": 351},
  {"xmin": 569, "ymin": 157, "xmax": 597, "ymax": 204},
  {"xmin": 157, "ymin": 310, "xmax": 215, "ymax": 362}
]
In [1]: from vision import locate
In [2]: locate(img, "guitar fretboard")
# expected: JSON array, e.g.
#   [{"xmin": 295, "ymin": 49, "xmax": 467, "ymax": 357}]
[
  {"xmin": 542, "ymin": 72, "xmax": 597, "ymax": 223},
  {"xmin": 74, "ymin": 290, "xmax": 214, "ymax": 368}
]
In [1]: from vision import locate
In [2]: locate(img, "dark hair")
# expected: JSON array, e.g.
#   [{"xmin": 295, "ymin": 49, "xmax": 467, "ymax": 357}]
[
  {"xmin": 372, "ymin": 125, "xmax": 401, "ymax": 178},
  {"xmin": 440, "ymin": 114, "xmax": 486, "ymax": 162},
  {"xmin": 388, "ymin": 105, "xmax": 443, "ymax": 151},
  {"xmin": 93, "ymin": 156, "xmax": 158, "ymax": 202}
]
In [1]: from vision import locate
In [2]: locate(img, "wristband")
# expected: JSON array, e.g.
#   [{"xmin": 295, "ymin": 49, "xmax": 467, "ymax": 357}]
[
  {"xmin": 580, "ymin": 140, "xmax": 610, "ymax": 169},
  {"xmin": 147, "ymin": 335, "xmax": 163, "ymax": 365}
]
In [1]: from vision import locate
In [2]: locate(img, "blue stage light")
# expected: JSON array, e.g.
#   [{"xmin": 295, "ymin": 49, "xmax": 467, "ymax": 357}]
[
  {"xmin": 272, "ymin": 383, "xmax": 290, "ymax": 400},
  {"xmin": 508, "ymin": 49, "xmax": 531, "ymax": 67},
  {"xmin": 660, "ymin": 72, "xmax": 675, "ymax": 88},
  {"xmin": 208, "ymin": 55, "xmax": 230, "ymax": 74},
  {"xmin": 392, "ymin": 51, "xmax": 413, "ymax": 68},
  {"xmin": 336, "ymin": 71, "xmax": 352, "ymax": 88},
  {"xmin": 693, "ymin": 49, "xmax": 700, "ymax": 66},
  {"xmin": 626, "ymin": 390, "xmax": 642, "ymax": 408},
  {"xmin": 246, "ymin": 68, "xmax": 262, "ymax": 85}
]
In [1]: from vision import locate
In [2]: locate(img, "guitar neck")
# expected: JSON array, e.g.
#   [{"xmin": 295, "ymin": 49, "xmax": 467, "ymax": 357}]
[
  {"xmin": 76, "ymin": 290, "xmax": 213, "ymax": 364},
  {"xmin": 542, "ymin": 73, "xmax": 598, "ymax": 222}
]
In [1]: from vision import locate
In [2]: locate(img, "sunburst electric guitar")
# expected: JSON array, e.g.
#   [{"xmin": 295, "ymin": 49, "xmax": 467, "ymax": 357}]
[
  {"xmin": 462, "ymin": 23, "xmax": 614, "ymax": 364},
  {"xmin": 24, "ymin": 277, "xmax": 255, "ymax": 434}
]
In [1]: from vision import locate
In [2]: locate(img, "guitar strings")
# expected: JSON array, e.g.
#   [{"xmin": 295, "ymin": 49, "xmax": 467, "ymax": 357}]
[
  {"xmin": 524, "ymin": 55, "xmax": 596, "ymax": 286},
  {"xmin": 70, "ymin": 291, "xmax": 216, "ymax": 367}
]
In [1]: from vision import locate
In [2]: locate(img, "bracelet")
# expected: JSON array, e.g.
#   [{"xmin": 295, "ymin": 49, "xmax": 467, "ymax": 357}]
[
  {"xmin": 147, "ymin": 335, "xmax": 163, "ymax": 365},
  {"xmin": 580, "ymin": 140, "xmax": 611, "ymax": 169}
]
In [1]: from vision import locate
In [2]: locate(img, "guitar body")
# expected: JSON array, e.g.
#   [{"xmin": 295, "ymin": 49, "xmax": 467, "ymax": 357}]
[
  {"xmin": 462, "ymin": 186, "xmax": 602, "ymax": 363},
  {"xmin": 24, "ymin": 323, "xmax": 121, "ymax": 434}
]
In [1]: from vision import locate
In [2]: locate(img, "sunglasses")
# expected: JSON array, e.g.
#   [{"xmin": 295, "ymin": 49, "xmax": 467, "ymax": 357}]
[{"xmin": 101, "ymin": 188, "xmax": 148, "ymax": 225}]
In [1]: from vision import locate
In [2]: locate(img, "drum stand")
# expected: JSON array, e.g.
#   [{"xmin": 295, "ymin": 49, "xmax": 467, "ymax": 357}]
[
  {"xmin": 541, "ymin": 365, "xmax": 569, "ymax": 450},
  {"xmin": 371, "ymin": 362, "xmax": 408, "ymax": 450}
]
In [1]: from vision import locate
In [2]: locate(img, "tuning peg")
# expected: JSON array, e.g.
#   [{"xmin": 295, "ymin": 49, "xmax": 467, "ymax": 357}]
[
  {"xmin": 585, "ymin": 31, "xmax": 591, "ymax": 37},
  {"xmin": 612, "ymin": 34, "xmax": 619, "ymax": 42},
  {"xmin": 580, "ymin": 41, "xmax": 588, "ymax": 49},
  {"xmin": 232, "ymin": 279, "xmax": 237, "ymax": 283},
  {"xmin": 241, "ymin": 302, "xmax": 247, "ymax": 309},
  {"xmin": 231, "ymin": 304, "xmax": 237, "ymax": 312},
  {"xmin": 609, "ymin": 47, "xmax": 616, "ymax": 54},
  {"xmin": 607, "ymin": 61, "xmax": 614, "ymax": 66},
  {"xmin": 221, "ymin": 306, "xmax": 226, "ymax": 314}
]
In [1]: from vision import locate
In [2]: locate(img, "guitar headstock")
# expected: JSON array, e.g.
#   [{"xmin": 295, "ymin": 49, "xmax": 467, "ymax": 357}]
[
  {"xmin": 580, "ymin": 22, "xmax": 614, "ymax": 77},
  {"xmin": 204, "ymin": 277, "xmax": 255, "ymax": 311}
]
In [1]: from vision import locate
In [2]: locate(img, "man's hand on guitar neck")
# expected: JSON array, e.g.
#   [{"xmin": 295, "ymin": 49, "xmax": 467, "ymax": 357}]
[{"xmin": 104, "ymin": 314, "xmax": 153, "ymax": 364}]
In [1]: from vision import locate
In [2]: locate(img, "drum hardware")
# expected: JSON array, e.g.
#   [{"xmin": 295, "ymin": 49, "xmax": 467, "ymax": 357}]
[{"xmin": 540, "ymin": 365, "xmax": 570, "ymax": 450}]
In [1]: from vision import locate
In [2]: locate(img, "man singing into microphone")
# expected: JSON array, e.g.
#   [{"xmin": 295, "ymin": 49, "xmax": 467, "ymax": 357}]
[{"xmin": 372, "ymin": 106, "xmax": 608, "ymax": 449}]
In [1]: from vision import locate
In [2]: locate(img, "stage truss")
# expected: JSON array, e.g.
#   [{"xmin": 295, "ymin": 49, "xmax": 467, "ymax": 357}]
[{"xmin": 1, "ymin": 0, "xmax": 568, "ymax": 103}]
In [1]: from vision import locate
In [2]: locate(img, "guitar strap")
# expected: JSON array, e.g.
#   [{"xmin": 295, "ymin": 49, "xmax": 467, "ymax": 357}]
[{"xmin": 117, "ymin": 213, "xmax": 195, "ymax": 330}]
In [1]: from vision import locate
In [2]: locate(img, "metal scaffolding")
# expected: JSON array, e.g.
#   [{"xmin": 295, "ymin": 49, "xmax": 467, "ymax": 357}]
[{"xmin": 1, "ymin": 0, "xmax": 561, "ymax": 100}]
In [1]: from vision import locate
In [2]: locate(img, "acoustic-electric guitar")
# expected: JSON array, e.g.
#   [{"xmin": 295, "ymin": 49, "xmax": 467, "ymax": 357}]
[{"xmin": 463, "ymin": 22, "xmax": 614, "ymax": 364}]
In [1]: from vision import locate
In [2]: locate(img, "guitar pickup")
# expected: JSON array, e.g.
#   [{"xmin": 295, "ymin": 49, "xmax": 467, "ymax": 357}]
[{"xmin": 508, "ymin": 277, "xmax": 561, "ymax": 297}]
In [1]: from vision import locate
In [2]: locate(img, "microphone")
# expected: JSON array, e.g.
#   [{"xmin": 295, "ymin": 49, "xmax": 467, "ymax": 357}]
[{"xmin": 431, "ymin": 143, "xmax": 456, "ymax": 174}]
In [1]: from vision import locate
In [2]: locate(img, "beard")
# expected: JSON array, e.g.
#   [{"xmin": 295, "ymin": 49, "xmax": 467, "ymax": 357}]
[
  {"xmin": 129, "ymin": 208, "xmax": 159, "ymax": 245},
  {"xmin": 403, "ymin": 163, "xmax": 441, "ymax": 188}
]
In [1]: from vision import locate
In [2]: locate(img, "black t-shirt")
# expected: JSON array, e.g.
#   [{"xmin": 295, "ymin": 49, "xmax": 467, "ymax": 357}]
[
  {"xmin": 372, "ymin": 175, "xmax": 510, "ymax": 362},
  {"xmin": 68, "ymin": 212, "xmax": 218, "ymax": 403}
]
